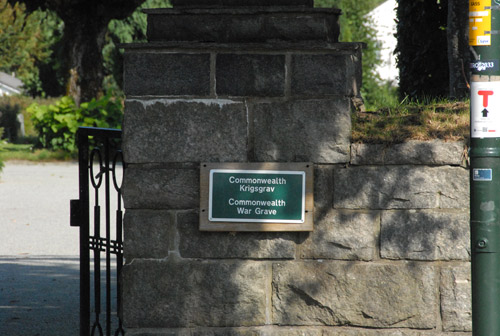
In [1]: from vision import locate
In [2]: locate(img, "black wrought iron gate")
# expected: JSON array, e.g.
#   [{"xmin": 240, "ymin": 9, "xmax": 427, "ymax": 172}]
[{"xmin": 70, "ymin": 127, "xmax": 125, "ymax": 336}]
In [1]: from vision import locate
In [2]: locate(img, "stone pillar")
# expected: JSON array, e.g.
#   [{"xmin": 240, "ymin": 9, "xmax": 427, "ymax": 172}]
[{"xmin": 121, "ymin": 1, "xmax": 362, "ymax": 334}]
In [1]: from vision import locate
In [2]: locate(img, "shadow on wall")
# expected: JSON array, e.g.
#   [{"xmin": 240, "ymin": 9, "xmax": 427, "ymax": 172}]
[
  {"xmin": 122, "ymin": 105, "xmax": 470, "ymax": 330},
  {"xmin": 335, "ymin": 141, "xmax": 470, "ymax": 261},
  {"xmin": 270, "ymin": 141, "xmax": 470, "ymax": 329}
]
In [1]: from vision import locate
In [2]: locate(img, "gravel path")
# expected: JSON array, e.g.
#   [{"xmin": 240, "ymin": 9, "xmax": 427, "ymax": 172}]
[
  {"xmin": 0, "ymin": 161, "xmax": 80, "ymax": 256},
  {"xmin": 0, "ymin": 161, "xmax": 81, "ymax": 335}
]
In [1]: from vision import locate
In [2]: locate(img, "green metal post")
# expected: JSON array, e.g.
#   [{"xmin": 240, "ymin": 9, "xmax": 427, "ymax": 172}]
[{"xmin": 470, "ymin": 1, "xmax": 500, "ymax": 334}]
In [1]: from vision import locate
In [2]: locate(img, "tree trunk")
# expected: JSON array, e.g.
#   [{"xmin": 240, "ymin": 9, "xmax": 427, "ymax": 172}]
[
  {"xmin": 15, "ymin": 0, "xmax": 146, "ymax": 104},
  {"xmin": 447, "ymin": 0, "xmax": 470, "ymax": 99},
  {"xmin": 62, "ymin": 15, "xmax": 108, "ymax": 105}
]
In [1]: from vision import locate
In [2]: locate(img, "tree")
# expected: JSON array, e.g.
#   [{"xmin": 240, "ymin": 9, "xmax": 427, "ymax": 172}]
[
  {"xmin": 396, "ymin": 0, "xmax": 449, "ymax": 100},
  {"xmin": 447, "ymin": 0, "xmax": 470, "ymax": 99},
  {"xmin": 10, "ymin": 0, "xmax": 147, "ymax": 105},
  {"xmin": 0, "ymin": 0, "xmax": 56, "ymax": 94},
  {"xmin": 396, "ymin": 0, "xmax": 471, "ymax": 100}
]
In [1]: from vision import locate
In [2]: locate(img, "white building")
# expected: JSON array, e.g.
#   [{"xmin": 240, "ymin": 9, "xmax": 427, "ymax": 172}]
[
  {"xmin": 0, "ymin": 72, "xmax": 23, "ymax": 96},
  {"xmin": 369, "ymin": 0, "xmax": 398, "ymax": 84}
]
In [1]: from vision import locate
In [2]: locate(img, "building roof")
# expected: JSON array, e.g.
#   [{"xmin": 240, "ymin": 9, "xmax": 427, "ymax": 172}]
[{"xmin": 0, "ymin": 71, "xmax": 23, "ymax": 91}]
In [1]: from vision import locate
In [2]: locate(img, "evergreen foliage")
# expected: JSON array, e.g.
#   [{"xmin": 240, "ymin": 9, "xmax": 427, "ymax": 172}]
[
  {"xmin": 11, "ymin": 0, "xmax": 148, "ymax": 104},
  {"xmin": 1, "ymin": 0, "xmax": 170, "ymax": 98},
  {"xmin": 447, "ymin": 0, "xmax": 470, "ymax": 99},
  {"xmin": 0, "ymin": 0, "xmax": 60, "ymax": 95},
  {"xmin": 396, "ymin": 0, "xmax": 449, "ymax": 100},
  {"xmin": 0, "ymin": 102, "xmax": 20, "ymax": 142},
  {"xmin": 315, "ymin": 0, "xmax": 390, "ymax": 106}
]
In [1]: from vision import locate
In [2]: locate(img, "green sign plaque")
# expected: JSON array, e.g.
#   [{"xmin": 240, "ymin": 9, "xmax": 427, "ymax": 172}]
[
  {"xmin": 210, "ymin": 170, "xmax": 305, "ymax": 223},
  {"xmin": 200, "ymin": 162, "xmax": 313, "ymax": 232}
]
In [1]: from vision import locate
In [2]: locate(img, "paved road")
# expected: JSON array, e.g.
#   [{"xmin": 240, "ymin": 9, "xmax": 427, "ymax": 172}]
[
  {"xmin": 0, "ymin": 256, "xmax": 80, "ymax": 336},
  {"xmin": 0, "ymin": 161, "xmax": 81, "ymax": 335},
  {"xmin": 0, "ymin": 161, "xmax": 80, "ymax": 256}
]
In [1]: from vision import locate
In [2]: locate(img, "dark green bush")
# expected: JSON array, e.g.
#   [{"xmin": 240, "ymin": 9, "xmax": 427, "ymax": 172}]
[
  {"xmin": 28, "ymin": 93, "xmax": 123, "ymax": 153},
  {"xmin": 0, "ymin": 95, "xmax": 57, "ymax": 140},
  {"xmin": 0, "ymin": 102, "xmax": 21, "ymax": 142},
  {"xmin": 0, "ymin": 128, "xmax": 4, "ymax": 174},
  {"xmin": 396, "ymin": 0, "xmax": 449, "ymax": 100}
]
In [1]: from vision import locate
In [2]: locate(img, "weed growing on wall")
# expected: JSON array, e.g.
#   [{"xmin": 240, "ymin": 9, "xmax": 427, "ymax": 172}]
[{"xmin": 28, "ymin": 93, "xmax": 123, "ymax": 153}]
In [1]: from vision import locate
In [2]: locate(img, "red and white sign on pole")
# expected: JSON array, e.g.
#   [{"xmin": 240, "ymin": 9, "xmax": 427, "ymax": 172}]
[{"xmin": 471, "ymin": 81, "xmax": 500, "ymax": 138}]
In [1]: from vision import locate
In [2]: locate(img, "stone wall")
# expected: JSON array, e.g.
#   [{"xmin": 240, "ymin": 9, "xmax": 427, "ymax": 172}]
[
  {"xmin": 122, "ymin": 139, "xmax": 471, "ymax": 335},
  {"xmin": 121, "ymin": 2, "xmax": 471, "ymax": 335}
]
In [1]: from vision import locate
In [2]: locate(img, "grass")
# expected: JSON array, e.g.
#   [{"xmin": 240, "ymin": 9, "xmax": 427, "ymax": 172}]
[
  {"xmin": 352, "ymin": 98, "xmax": 470, "ymax": 144},
  {"xmin": 0, "ymin": 141, "xmax": 74, "ymax": 162}
]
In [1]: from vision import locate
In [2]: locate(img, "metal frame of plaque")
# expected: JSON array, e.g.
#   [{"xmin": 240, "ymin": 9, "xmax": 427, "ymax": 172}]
[{"xmin": 200, "ymin": 162, "xmax": 313, "ymax": 231}]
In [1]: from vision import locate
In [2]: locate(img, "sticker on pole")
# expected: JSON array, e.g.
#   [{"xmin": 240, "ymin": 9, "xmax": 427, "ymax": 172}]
[
  {"xmin": 473, "ymin": 168, "xmax": 493, "ymax": 181},
  {"xmin": 471, "ymin": 81, "xmax": 500, "ymax": 138},
  {"xmin": 469, "ymin": 0, "xmax": 492, "ymax": 46}
]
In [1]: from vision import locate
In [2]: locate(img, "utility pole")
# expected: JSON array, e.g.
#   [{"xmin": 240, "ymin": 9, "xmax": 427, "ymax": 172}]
[{"xmin": 470, "ymin": 0, "xmax": 500, "ymax": 334}]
